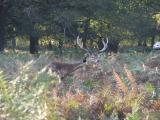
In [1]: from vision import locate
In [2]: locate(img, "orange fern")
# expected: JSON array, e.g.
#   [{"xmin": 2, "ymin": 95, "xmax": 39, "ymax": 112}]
[
  {"xmin": 112, "ymin": 68, "xmax": 128, "ymax": 95},
  {"xmin": 151, "ymin": 99, "xmax": 160, "ymax": 110},
  {"xmin": 124, "ymin": 64, "xmax": 138, "ymax": 97}
]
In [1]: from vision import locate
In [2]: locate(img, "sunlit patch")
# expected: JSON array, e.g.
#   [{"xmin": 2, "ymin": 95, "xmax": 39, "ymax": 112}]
[{"xmin": 92, "ymin": 64, "xmax": 97, "ymax": 68}]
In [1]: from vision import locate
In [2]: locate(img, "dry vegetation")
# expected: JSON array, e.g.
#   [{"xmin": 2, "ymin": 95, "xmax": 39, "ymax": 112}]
[{"xmin": 0, "ymin": 50, "xmax": 160, "ymax": 120}]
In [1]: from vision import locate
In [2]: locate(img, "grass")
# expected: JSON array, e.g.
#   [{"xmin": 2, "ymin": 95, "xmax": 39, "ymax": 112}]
[{"xmin": 0, "ymin": 49, "xmax": 160, "ymax": 120}]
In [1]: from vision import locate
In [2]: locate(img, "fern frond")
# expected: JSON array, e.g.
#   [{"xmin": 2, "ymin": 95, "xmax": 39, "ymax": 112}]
[
  {"xmin": 150, "ymin": 99, "xmax": 160, "ymax": 110},
  {"xmin": 124, "ymin": 64, "xmax": 138, "ymax": 97},
  {"xmin": 112, "ymin": 68, "xmax": 128, "ymax": 95}
]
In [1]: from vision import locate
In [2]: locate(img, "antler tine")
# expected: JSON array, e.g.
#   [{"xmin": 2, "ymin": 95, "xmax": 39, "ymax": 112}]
[
  {"xmin": 77, "ymin": 36, "xmax": 89, "ymax": 52},
  {"xmin": 99, "ymin": 37, "xmax": 108, "ymax": 53}
]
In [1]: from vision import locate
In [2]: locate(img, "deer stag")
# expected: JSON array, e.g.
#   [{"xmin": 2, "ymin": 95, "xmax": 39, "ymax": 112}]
[{"xmin": 47, "ymin": 36, "xmax": 108, "ymax": 81}]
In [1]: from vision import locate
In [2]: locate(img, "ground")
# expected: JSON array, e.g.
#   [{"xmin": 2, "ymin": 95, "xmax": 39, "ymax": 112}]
[{"xmin": 0, "ymin": 49, "xmax": 160, "ymax": 120}]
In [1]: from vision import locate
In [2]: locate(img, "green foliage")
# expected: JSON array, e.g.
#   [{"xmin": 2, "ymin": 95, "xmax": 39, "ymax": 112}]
[
  {"xmin": 1, "ymin": 50, "xmax": 160, "ymax": 120},
  {"xmin": 145, "ymin": 82, "xmax": 155, "ymax": 93},
  {"xmin": 16, "ymin": 36, "xmax": 29, "ymax": 48},
  {"xmin": 83, "ymin": 79, "xmax": 100, "ymax": 90},
  {"xmin": 1, "ymin": 0, "xmax": 160, "ymax": 51},
  {"xmin": 127, "ymin": 112, "xmax": 140, "ymax": 120},
  {"xmin": 0, "ymin": 71, "xmax": 11, "ymax": 102},
  {"xmin": 0, "ymin": 52, "xmax": 60, "ymax": 120},
  {"xmin": 66, "ymin": 100, "xmax": 80, "ymax": 109},
  {"xmin": 148, "ymin": 111, "xmax": 160, "ymax": 120}
]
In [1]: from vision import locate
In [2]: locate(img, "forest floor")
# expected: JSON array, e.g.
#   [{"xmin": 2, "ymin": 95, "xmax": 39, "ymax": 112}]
[{"xmin": 0, "ymin": 49, "xmax": 160, "ymax": 120}]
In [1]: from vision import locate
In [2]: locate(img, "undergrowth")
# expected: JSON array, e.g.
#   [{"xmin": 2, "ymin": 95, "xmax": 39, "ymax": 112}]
[{"xmin": 0, "ymin": 51, "xmax": 160, "ymax": 120}]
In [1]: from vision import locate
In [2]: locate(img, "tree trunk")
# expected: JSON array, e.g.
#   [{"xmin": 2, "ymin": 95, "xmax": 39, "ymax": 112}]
[
  {"xmin": 58, "ymin": 39, "xmax": 63, "ymax": 53},
  {"xmin": 138, "ymin": 39, "xmax": 142, "ymax": 46},
  {"xmin": 0, "ymin": 27, "xmax": 5, "ymax": 51},
  {"xmin": 47, "ymin": 40, "xmax": 52, "ymax": 49},
  {"xmin": 29, "ymin": 34, "xmax": 39, "ymax": 54},
  {"xmin": 12, "ymin": 37, "xmax": 16, "ymax": 51},
  {"xmin": 82, "ymin": 18, "xmax": 90, "ymax": 48},
  {"xmin": 150, "ymin": 28, "xmax": 156, "ymax": 47},
  {"xmin": 64, "ymin": 27, "xmax": 66, "ymax": 43},
  {"xmin": 0, "ymin": 13, "xmax": 5, "ymax": 51},
  {"xmin": 0, "ymin": 5, "xmax": 5, "ymax": 51},
  {"xmin": 143, "ymin": 39, "xmax": 147, "ymax": 47},
  {"xmin": 151, "ymin": 35, "xmax": 155, "ymax": 47},
  {"xmin": 0, "ymin": 1, "xmax": 12, "ymax": 51}
]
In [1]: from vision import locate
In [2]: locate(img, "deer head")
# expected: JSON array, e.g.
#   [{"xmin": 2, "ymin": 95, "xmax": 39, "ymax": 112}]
[{"xmin": 76, "ymin": 36, "xmax": 108, "ymax": 64}]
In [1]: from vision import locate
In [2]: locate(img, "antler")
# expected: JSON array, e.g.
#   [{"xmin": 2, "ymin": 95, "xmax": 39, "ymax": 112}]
[
  {"xmin": 77, "ymin": 36, "xmax": 90, "ymax": 52},
  {"xmin": 99, "ymin": 37, "xmax": 108, "ymax": 53},
  {"xmin": 77, "ymin": 35, "xmax": 108, "ymax": 54}
]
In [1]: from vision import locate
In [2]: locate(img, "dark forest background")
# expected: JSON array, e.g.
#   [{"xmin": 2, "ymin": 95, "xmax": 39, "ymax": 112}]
[{"xmin": 1, "ymin": 0, "xmax": 160, "ymax": 54}]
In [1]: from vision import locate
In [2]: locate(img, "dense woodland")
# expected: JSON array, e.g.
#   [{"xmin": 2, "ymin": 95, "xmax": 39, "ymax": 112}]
[
  {"xmin": 0, "ymin": 0, "xmax": 160, "ymax": 53},
  {"xmin": 1, "ymin": 0, "xmax": 160, "ymax": 120}
]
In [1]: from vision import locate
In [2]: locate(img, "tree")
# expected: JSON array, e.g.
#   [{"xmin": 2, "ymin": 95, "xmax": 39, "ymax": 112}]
[
  {"xmin": 0, "ymin": 0, "xmax": 14, "ymax": 51},
  {"xmin": 1, "ymin": 0, "xmax": 160, "ymax": 52}
]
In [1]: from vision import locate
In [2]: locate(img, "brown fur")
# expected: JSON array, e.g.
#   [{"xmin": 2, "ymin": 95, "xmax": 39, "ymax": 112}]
[{"xmin": 48, "ymin": 62, "xmax": 84, "ymax": 80}]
